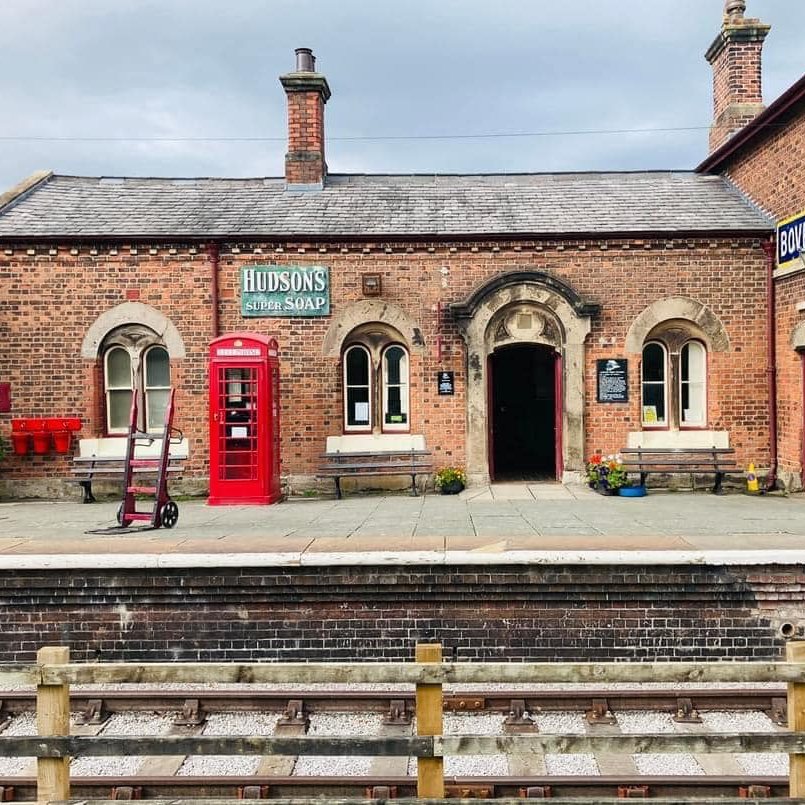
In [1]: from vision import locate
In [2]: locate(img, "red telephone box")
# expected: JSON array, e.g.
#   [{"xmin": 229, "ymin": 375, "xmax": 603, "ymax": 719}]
[{"xmin": 208, "ymin": 334, "xmax": 281, "ymax": 505}]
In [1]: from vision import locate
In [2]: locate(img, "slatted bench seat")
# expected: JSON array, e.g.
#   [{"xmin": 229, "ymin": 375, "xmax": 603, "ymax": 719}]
[
  {"xmin": 318, "ymin": 449, "xmax": 433, "ymax": 499},
  {"xmin": 621, "ymin": 446, "xmax": 740, "ymax": 494},
  {"xmin": 71, "ymin": 456, "xmax": 187, "ymax": 504},
  {"xmin": 71, "ymin": 436, "xmax": 189, "ymax": 504}
]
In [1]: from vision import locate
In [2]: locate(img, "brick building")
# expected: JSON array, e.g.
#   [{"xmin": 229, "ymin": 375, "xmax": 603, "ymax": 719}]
[
  {"xmin": 697, "ymin": 0, "xmax": 805, "ymax": 491},
  {"xmin": 0, "ymin": 2, "xmax": 799, "ymax": 499}
]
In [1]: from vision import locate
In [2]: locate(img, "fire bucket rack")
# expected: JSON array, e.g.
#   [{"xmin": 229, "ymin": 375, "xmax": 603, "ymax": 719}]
[{"xmin": 11, "ymin": 418, "xmax": 82, "ymax": 455}]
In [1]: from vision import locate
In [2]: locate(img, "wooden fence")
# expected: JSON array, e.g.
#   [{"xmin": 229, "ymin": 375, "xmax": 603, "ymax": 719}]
[{"xmin": 2, "ymin": 643, "xmax": 805, "ymax": 804}]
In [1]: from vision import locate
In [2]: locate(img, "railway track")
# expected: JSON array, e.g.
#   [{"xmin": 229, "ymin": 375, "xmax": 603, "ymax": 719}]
[{"xmin": 0, "ymin": 687, "xmax": 791, "ymax": 801}]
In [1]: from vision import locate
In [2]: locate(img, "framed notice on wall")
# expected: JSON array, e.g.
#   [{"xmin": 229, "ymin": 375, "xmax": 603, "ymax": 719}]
[{"xmin": 597, "ymin": 358, "xmax": 628, "ymax": 403}]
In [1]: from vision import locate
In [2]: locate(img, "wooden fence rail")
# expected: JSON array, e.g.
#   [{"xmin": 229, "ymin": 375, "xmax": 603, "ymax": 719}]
[{"xmin": 0, "ymin": 643, "xmax": 804, "ymax": 803}]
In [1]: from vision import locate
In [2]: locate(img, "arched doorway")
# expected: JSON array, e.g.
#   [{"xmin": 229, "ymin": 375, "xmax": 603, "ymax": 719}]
[
  {"xmin": 490, "ymin": 343, "xmax": 559, "ymax": 480},
  {"xmin": 451, "ymin": 271, "xmax": 598, "ymax": 485}
]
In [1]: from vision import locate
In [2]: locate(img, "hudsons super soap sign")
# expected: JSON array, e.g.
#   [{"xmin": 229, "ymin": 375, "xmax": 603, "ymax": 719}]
[{"xmin": 241, "ymin": 265, "xmax": 330, "ymax": 317}]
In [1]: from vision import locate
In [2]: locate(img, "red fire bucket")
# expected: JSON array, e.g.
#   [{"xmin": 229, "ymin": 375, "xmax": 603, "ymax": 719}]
[
  {"xmin": 32, "ymin": 432, "xmax": 51, "ymax": 454},
  {"xmin": 11, "ymin": 432, "xmax": 30, "ymax": 455},
  {"xmin": 53, "ymin": 431, "xmax": 72, "ymax": 454}
]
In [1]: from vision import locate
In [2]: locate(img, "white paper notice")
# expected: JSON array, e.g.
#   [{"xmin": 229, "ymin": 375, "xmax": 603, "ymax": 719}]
[
  {"xmin": 354, "ymin": 402, "xmax": 369, "ymax": 422},
  {"xmin": 231, "ymin": 426, "xmax": 248, "ymax": 438}
]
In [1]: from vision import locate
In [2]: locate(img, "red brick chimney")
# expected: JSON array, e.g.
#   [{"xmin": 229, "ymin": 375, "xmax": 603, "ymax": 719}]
[
  {"xmin": 705, "ymin": 1, "xmax": 770, "ymax": 153},
  {"xmin": 280, "ymin": 48, "xmax": 331, "ymax": 189}
]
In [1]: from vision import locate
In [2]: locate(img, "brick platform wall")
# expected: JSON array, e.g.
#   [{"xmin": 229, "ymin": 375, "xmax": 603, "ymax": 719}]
[
  {"xmin": 0, "ymin": 235, "xmax": 770, "ymax": 491},
  {"xmin": 0, "ymin": 564, "xmax": 796, "ymax": 663}
]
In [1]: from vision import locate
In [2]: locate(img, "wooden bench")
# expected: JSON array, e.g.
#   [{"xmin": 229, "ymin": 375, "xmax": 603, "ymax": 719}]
[
  {"xmin": 71, "ymin": 456, "xmax": 187, "ymax": 504},
  {"xmin": 621, "ymin": 446, "xmax": 740, "ymax": 494},
  {"xmin": 318, "ymin": 449, "xmax": 433, "ymax": 499}
]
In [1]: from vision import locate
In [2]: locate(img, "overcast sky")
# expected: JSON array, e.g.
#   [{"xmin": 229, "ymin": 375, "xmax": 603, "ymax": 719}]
[{"xmin": 0, "ymin": 0, "xmax": 803, "ymax": 190}]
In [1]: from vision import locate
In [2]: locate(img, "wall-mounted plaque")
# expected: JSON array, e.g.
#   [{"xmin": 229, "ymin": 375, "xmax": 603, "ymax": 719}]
[
  {"xmin": 241, "ymin": 265, "xmax": 330, "ymax": 317},
  {"xmin": 437, "ymin": 371, "xmax": 455, "ymax": 395},
  {"xmin": 597, "ymin": 358, "xmax": 628, "ymax": 403}
]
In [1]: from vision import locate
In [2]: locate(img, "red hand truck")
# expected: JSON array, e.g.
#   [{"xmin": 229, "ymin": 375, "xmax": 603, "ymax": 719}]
[{"xmin": 116, "ymin": 388, "xmax": 180, "ymax": 529}]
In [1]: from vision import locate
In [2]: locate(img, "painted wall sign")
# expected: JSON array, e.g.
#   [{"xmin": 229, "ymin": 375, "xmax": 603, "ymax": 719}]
[
  {"xmin": 241, "ymin": 265, "xmax": 330, "ymax": 317},
  {"xmin": 437, "ymin": 371, "xmax": 455, "ymax": 395},
  {"xmin": 597, "ymin": 358, "xmax": 628, "ymax": 403},
  {"xmin": 778, "ymin": 210, "xmax": 805, "ymax": 271}
]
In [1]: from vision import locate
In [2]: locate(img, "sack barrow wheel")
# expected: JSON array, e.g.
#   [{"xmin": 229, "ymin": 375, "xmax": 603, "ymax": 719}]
[
  {"xmin": 160, "ymin": 500, "xmax": 179, "ymax": 529},
  {"xmin": 116, "ymin": 503, "xmax": 126, "ymax": 527}
]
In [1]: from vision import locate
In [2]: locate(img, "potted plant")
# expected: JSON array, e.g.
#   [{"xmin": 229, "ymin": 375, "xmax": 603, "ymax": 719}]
[
  {"xmin": 435, "ymin": 466, "xmax": 466, "ymax": 495},
  {"xmin": 586, "ymin": 453, "xmax": 627, "ymax": 495}
]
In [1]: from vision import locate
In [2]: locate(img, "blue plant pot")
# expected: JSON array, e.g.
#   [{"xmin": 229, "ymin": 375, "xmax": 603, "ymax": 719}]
[{"xmin": 619, "ymin": 485, "xmax": 647, "ymax": 498}]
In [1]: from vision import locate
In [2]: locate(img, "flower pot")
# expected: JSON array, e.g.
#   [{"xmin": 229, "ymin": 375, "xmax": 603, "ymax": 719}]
[
  {"xmin": 52, "ymin": 431, "xmax": 72, "ymax": 454},
  {"xmin": 440, "ymin": 480, "xmax": 464, "ymax": 495},
  {"xmin": 595, "ymin": 485, "xmax": 620, "ymax": 496},
  {"xmin": 11, "ymin": 432, "xmax": 30, "ymax": 455},
  {"xmin": 32, "ymin": 432, "xmax": 51, "ymax": 454}
]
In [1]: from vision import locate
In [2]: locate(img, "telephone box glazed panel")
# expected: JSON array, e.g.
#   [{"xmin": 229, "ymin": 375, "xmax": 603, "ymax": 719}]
[{"xmin": 208, "ymin": 334, "xmax": 281, "ymax": 505}]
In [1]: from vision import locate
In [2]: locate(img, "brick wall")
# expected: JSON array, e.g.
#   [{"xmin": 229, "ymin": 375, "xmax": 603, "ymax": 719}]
[
  {"xmin": 717, "ymin": 103, "xmax": 805, "ymax": 487},
  {"xmin": 0, "ymin": 564, "xmax": 794, "ymax": 662},
  {"xmin": 0, "ymin": 236, "xmax": 770, "ymax": 492}
]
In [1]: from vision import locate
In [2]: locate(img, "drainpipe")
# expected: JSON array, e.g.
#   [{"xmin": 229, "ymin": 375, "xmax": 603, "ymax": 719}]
[
  {"xmin": 208, "ymin": 241, "xmax": 220, "ymax": 338},
  {"xmin": 762, "ymin": 238, "xmax": 778, "ymax": 491}
]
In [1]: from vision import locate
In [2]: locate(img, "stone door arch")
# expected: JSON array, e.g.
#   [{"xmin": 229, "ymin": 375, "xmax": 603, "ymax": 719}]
[{"xmin": 452, "ymin": 271, "xmax": 598, "ymax": 484}]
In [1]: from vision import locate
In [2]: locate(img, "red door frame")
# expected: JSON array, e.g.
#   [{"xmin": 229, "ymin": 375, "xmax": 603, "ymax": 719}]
[{"xmin": 487, "ymin": 354, "xmax": 495, "ymax": 482}]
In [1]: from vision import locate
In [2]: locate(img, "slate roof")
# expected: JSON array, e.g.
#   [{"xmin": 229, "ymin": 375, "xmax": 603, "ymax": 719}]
[{"xmin": 0, "ymin": 171, "xmax": 772, "ymax": 239}]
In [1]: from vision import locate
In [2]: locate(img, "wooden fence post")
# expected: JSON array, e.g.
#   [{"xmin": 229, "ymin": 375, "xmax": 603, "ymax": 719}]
[
  {"xmin": 788, "ymin": 641, "xmax": 805, "ymax": 798},
  {"xmin": 36, "ymin": 646, "xmax": 70, "ymax": 805},
  {"xmin": 415, "ymin": 642, "xmax": 444, "ymax": 799}
]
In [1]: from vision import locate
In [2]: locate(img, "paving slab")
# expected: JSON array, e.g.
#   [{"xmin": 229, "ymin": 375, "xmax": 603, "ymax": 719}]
[{"xmin": 2, "ymin": 486, "xmax": 805, "ymax": 568}]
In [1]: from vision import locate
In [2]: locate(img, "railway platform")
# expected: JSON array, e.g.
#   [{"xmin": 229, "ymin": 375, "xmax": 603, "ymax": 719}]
[
  {"xmin": 0, "ymin": 483, "xmax": 804, "ymax": 567},
  {"xmin": 2, "ymin": 484, "xmax": 805, "ymax": 664}
]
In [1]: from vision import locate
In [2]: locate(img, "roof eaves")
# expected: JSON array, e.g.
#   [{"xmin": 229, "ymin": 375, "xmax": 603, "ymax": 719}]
[
  {"xmin": 0, "ymin": 227, "xmax": 775, "ymax": 244},
  {"xmin": 0, "ymin": 170, "xmax": 54, "ymax": 215},
  {"xmin": 696, "ymin": 73, "xmax": 805, "ymax": 174}
]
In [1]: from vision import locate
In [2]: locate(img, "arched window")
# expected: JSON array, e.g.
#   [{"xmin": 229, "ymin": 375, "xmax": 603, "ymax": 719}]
[
  {"xmin": 641, "ymin": 341, "xmax": 667, "ymax": 427},
  {"xmin": 105, "ymin": 347, "xmax": 133, "ymax": 434},
  {"xmin": 101, "ymin": 325, "xmax": 171, "ymax": 435},
  {"xmin": 344, "ymin": 344, "xmax": 372, "ymax": 431},
  {"xmin": 680, "ymin": 340, "xmax": 707, "ymax": 427},
  {"xmin": 341, "ymin": 325, "xmax": 412, "ymax": 433},
  {"xmin": 382, "ymin": 345, "xmax": 409, "ymax": 431}
]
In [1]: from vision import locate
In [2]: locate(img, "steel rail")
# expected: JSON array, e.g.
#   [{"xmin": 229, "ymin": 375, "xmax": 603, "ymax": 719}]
[
  {"xmin": 0, "ymin": 775, "xmax": 793, "ymax": 802},
  {"xmin": 0, "ymin": 686, "xmax": 788, "ymax": 715}
]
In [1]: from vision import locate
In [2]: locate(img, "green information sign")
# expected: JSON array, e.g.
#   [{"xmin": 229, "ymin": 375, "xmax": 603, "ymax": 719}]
[{"xmin": 241, "ymin": 265, "xmax": 330, "ymax": 317}]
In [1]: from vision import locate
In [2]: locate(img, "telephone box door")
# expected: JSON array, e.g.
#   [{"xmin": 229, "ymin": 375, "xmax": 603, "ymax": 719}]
[{"xmin": 208, "ymin": 334, "xmax": 280, "ymax": 505}]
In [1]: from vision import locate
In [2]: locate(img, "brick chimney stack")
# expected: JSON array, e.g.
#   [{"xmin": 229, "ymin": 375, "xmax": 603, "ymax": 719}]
[
  {"xmin": 705, "ymin": 0, "xmax": 770, "ymax": 153},
  {"xmin": 280, "ymin": 48, "xmax": 331, "ymax": 189}
]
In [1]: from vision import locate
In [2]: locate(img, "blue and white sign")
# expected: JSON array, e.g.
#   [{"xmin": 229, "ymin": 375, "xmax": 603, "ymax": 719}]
[{"xmin": 778, "ymin": 210, "xmax": 805, "ymax": 271}]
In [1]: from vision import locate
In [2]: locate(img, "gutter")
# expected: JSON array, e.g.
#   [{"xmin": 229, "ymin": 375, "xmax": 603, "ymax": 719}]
[
  {"xmin": 208, "ymin": 241, "xmax": 221, "ymax": 338},
  {"xmin": 0, "ymin": 228, "xmax": 774, "ymax": 245}
]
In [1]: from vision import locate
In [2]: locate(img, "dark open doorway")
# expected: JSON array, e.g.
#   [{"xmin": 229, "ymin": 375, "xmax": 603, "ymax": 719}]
[{"xmin": 490, "ymin": 344, "xmax": 557, "ymax": 481}]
